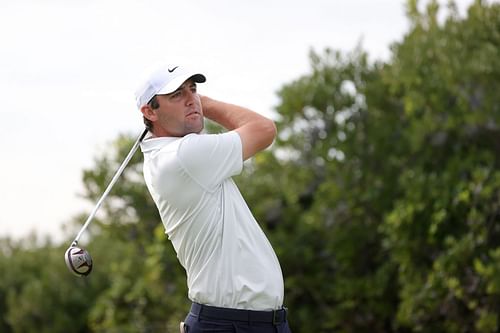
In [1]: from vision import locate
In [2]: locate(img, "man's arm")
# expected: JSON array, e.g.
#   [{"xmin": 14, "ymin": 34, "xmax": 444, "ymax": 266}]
[{"xmin": 200, "ymin": 96, "xmax": 277, "ymax": 161}]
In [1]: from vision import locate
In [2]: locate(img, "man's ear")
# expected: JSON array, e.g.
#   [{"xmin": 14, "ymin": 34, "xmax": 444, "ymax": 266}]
[{"xmin": 140, "ymin": 105, "xmax": 157, "ymax": 122}]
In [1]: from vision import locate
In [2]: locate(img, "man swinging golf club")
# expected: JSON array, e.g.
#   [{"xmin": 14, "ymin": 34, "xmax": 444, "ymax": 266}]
[{"xmin": 135, "ymin": 63, "xmax": 292, "ymax": 333}]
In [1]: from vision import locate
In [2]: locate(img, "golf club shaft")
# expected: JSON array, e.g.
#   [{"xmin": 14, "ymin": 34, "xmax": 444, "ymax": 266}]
[{"xmin": 71, "ymin": 128, "xmax": 148, "ymax": 247}]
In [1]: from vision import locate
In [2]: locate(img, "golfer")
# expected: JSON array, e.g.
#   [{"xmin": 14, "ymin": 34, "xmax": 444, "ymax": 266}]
[{"xmin": 135, "ymin": 63, "xmax": 291, "ymax": 333}]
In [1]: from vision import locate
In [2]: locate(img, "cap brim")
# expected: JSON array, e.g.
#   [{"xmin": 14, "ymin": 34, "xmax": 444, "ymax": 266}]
[{"xmin": 157, "ymin": 73, "xmax": 206, "ymax": 95}]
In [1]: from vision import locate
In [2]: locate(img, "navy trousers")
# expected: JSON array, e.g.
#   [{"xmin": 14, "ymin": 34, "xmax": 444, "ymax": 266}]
[{"xmin": 183, "ymin": 303, "xmax": 292, "ymax": 333}]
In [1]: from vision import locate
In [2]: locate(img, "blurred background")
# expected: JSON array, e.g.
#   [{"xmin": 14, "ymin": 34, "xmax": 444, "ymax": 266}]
[{"xmin": 2, "ymin": 0, "xmax": 500, "ymax": 332}]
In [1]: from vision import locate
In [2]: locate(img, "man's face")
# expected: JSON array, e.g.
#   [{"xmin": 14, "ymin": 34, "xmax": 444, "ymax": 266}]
[{"xmin": 150, "ymin": 79, "xmax": 204, "ymax": 137}]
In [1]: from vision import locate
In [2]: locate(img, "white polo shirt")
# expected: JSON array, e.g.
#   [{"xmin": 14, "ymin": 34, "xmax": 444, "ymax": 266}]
[{"xmin": 140, "ymin": 131, "xmax": 284, "ymax": 311}]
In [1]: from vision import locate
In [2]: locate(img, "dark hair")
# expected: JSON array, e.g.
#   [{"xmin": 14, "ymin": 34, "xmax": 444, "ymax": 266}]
[{"xmin": 144, "ymin": 96, "xmax": 159, "ymax": 131}]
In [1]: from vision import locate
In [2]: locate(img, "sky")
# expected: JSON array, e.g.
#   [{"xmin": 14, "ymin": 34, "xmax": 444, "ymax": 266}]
[{"xmin": 0, "ymin": 0, "xmax": 474, "ymax": 244}]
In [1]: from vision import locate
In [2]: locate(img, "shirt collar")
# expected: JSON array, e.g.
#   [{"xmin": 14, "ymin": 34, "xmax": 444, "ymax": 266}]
[{"xmin": 140, "ymin": 136, "xmax": 179, "ymax": 153}]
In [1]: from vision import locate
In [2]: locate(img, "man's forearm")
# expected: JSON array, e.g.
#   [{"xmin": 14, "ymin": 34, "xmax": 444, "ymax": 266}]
[
  {"xmin": 201, "ymin": 96, "xmax": 268, "ymax": 131},
  {"xmin": 200, "ymin": 95, "xmax": 277, "ymax": 160}
]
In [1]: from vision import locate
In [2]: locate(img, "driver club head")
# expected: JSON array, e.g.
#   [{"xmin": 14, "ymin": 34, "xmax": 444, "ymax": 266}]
[{"xmin": 64, "ymin": 246, "xmax": 93, "ymax": 277}]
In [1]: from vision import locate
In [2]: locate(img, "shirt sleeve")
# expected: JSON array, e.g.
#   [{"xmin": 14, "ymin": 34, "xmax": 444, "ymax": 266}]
[{"xmin": 176, "ymin": 131, "xmax": 243, "ymax": 191}]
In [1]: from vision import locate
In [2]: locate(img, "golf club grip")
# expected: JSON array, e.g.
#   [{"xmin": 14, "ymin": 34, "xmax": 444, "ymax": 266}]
[{"xmin": 71, "ymin": 128, "xmax": 148, "ymax": 246}]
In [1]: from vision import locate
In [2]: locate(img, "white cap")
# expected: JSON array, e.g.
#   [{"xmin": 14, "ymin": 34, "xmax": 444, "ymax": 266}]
[{"xmin": 134, "ymin": 64, "xmax": 206, "ymax": 109}]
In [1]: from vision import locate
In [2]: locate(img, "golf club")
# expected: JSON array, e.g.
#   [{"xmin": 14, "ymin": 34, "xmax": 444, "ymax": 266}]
[{"xmin": 65, "ymin": 128, "xmax": 148, "ymax": 276}]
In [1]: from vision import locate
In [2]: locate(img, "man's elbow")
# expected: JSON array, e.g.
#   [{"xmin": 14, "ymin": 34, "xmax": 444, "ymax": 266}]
[
  {"xmin": 262, "ymin": 119, "xmax": 277, "ymax": 148},
  {"xmin": 237, "ymin": 118, "xmax": 277, "ymax": 160}
]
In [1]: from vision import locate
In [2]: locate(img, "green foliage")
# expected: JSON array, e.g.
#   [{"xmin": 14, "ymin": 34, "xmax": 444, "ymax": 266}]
[
  {"xmin": 240, "ymin": 1, "xmax": 500, "ymax": 332},
  {"xmin": 0, "ymin": 1, "xmax": 499, "ymax": 332},
  {"xmin": 0, "ymin": 238, "xmax": 105, "ymax": 332}
]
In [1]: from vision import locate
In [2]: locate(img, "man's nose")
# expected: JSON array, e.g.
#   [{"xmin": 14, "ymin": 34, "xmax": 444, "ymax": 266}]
[{"xmin": 185, "ymin": 90, "xmax": 195, "ymax": 105}]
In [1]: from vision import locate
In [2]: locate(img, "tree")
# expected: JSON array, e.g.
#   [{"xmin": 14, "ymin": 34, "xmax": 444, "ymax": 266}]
[
  {"xmin": 238, "ymin": 0, "xmax": 500, "ymax": 332},
  {"xmin": 0, "ymin": 236, "xmax": 105, "ymax": 333},
  {"xmin": 380, "ymin": 1, "xmax": 500, "ymax": 332}
]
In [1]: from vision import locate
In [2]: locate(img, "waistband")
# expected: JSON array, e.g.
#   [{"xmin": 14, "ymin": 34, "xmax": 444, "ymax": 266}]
[{"xmin": 190, "ymin": 302, "xmax": 287, "ymax": 325}]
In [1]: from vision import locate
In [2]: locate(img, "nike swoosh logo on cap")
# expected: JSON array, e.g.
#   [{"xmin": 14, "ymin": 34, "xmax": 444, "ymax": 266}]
[{"xmin": 168, "ymin": 66, "xmax": 179, "ymax": 73}]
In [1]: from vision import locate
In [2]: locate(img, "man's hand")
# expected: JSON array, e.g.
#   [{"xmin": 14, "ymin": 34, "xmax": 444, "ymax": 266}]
[{"xmin": 200, "ymin": 96, "xmax": 277, "ymax": 161}]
